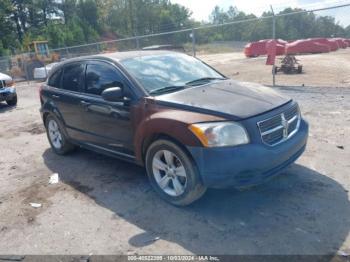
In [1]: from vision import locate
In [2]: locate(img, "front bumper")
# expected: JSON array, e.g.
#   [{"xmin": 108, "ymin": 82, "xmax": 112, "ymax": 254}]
[
  {"xmin": 187, "ymin": 118, "xmax": 309, "ymax": 188},
  {"xmin": 0, "ymin": 87, "xmax": 16, "ymax": 102}
]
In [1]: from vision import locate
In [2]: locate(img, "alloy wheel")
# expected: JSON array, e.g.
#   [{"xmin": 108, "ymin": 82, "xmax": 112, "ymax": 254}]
[
  {"xmin": 152, "ymin": 150, "xmax": 187, "ymax": 196},
  {"xmin": 48, "ymin": 119, "xmax": 62, "ymax": 149}
]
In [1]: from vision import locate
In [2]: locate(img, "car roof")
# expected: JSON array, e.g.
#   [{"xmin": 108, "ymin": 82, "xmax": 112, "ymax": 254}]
[
  {"xmin": 99, "ymin": 50, "xmax": 177, "ymax": 60},
  {"xmin": 48, "ymin": 50, "xmax": 184, "ymax": 80},
  {"xmin": 59, "ymin": 50, "xmax": 179, "ymax": 66}
]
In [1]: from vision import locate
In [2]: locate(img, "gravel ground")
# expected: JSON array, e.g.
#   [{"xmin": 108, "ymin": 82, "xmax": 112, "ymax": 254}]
[
  {"xmin": 200, "ymin": 49, "xmax": 350, "ymax": 88},
  {"xmin": 0, "ymin": 51, "xmax": 350, "ymax": 256}
]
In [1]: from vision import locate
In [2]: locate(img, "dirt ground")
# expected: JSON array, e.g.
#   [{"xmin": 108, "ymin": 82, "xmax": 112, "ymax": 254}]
[
  {"xmin": 200, "ymin": 49, "xmax": 350, "ymax": 88},
  {"xmin": 0, "ymin": 50, "xmax": 350, "ymax": 256}
]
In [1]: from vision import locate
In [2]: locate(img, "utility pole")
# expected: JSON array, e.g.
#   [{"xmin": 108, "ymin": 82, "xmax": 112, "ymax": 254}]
[
  {"xmin": 134, "ymin": 2, "xmax": 140, "ymax": 50},
  {"xmin": 128, "ymin": 0, "xmax": 140, "ymax": 50},
  {"xmin": 270, "ymin": 5, "xmax": 276, "ymax": 87},
  {"xmin": 191, "ymin": 28, "xmax": 196, "ymax": 57}
]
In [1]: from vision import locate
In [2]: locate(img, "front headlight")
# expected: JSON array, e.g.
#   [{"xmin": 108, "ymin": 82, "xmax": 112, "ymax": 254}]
[{"xmin": 189, "ymin": 122, "xmax": 249, "ymax": 147}]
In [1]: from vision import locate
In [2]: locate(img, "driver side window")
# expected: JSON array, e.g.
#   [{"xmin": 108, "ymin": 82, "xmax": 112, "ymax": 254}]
[{"xmin": 85, "ymin": 63, "xmax": 124, "ymax": 96}]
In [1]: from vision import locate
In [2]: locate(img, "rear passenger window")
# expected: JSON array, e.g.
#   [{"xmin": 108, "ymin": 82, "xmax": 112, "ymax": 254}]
[
  {"xmin": 85, "ymin": 63, "xmax": 123, "ymax": 96},
  {"xmin": 48, "ymin": 69, "xmax": 62, "ymax": 88},
  {"xmin": 62, "ymin": 63, "xmax": 85, "ymax": 92}
]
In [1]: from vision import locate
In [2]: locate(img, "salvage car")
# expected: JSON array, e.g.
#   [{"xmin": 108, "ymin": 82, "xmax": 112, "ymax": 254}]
[
  {"xmin": 40, "ymin": 51, "xmax": 309, "ymax": 205},
  {"xmin": 285, "ymin": 39, "xmax": 330, "ymax": 55},
  {"xmin": 0, "ymin": 72, "xmax": 17, "ymax": 106}
]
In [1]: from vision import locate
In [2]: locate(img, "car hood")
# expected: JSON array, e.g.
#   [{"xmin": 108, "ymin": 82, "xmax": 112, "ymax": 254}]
[{"xmin": 154, "ymin": 79, "xmax": 291, "ymax": 120}]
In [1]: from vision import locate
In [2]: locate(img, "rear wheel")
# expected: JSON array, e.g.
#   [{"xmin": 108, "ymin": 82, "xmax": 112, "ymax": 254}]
[
  {"xmin": 45, "ymin": 115, "xmax": 75, "ymax": 155},
  {"xmin": 297, "ymin": 65, "xmax": 303, "ymax": 74},
  {"xmin": 145, "ymin": 139, "xmax": 207, "ymax": 206},
  {"xmin": 6, "ymin": 94, "xmax": 17, "ymax": 106}
]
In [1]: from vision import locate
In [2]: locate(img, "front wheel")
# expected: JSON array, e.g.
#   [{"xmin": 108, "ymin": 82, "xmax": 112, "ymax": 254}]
[
  {"xmin": 6, "ymin": 94, "xmax": 17, "ymax": 106},
  {"xmin": 145, "ymin": 139, "xmax": 207, "ymax": 206}
]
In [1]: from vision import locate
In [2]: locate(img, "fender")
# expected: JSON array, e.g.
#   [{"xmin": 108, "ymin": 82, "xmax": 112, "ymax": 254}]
[
  {"xmin": 41, "ymin": 100, "xmax": 70, "ymax": 139},
  {"xmin": 41, "ymin": 100, "xmax": 65, "ymax": 124},
  {"xmin": 133, "ymin": 101, "xmax": 225, "ymax": 164}
]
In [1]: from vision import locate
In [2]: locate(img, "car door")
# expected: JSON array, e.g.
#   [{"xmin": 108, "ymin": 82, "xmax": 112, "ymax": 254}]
[
  {"xmin": 50, "ymin": 62, "xmax": 87, "ymax": 141},
  {"xmin": 79, "ymin": 61, "xmax": 134, "ymax": 155}
]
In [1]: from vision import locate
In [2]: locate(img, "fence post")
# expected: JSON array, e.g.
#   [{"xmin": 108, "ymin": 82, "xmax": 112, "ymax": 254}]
[
  {"xmin": 135, "ymin": 37, "xmax": 140, "ymax": 50},
  {"xmin": 23, "ymin": 55, "xmax": 30, "ymax": 85},
  {"xmin": 191, "ymin": 28, "xmax": 196, "ymax": 57},
  {"xmin": 271, "ymin": 5, "xmax": 276, "ymax": 87},
  {"xmin": 65, "ymin": 46, "xmax": 70, "ymax": 58},
  {"xmin": 96, "ymin": 43, "xmax": 100, "ymax": 53}
]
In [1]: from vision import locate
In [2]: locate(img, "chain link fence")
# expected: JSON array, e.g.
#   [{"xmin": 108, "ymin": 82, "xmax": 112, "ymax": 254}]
[{"xmin": 1, "ymin": 3, "xmax": 350, "ymax": 88}]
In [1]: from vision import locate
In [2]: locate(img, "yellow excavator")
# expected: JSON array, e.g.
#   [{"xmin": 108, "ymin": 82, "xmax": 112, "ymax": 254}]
[{"xmin": 10, "ymin": 41, "xmax": 60, "ymax": 80}]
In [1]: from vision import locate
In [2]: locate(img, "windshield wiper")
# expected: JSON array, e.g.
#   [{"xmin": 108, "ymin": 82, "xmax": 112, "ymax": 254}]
[
  {"xmin": 149, "ymin": 85, "xmax": 186, "ymax": 95},
  {"xmin": 186, "ymin": 77, "xmax": 226, "ymax": 86}
]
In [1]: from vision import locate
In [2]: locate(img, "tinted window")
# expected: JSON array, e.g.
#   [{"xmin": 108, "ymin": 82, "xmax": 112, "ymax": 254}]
[
  {"xmin": 48, "ymin": 69, "xmax": 62, "ymax": 88},
  {"xmin": 85, "ymin": 63, "xmax": 123, "ymax": 96},
  {"xmin": 62, "ymin": 63, "xmax": 85, "ymax": 92}
]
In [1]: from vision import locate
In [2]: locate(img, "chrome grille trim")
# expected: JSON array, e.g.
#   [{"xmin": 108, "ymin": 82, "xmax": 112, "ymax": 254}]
[{"xmin": 257, "ymin": 104, "xmax": 301, "ymax": 146}]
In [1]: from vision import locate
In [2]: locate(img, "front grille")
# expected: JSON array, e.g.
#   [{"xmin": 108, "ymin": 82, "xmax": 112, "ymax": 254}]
[{"xmin": 257, "ymin": 104, "xmax": 300, "ymax": 146}]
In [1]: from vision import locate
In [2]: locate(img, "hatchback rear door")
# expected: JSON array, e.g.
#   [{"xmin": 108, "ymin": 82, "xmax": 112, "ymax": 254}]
[{"xmin": 49, "ymin": 62, "xmax": 87, "ymax": 141}]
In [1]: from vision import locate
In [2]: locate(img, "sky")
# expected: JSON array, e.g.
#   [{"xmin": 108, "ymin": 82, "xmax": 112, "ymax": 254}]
[{"xmin": 170, "ymin": 0, "xmax": 350, "ymax": 26}]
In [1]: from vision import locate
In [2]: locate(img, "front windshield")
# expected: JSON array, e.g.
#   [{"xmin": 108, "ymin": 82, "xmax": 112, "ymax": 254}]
[{"xmin": 120, "ymin": 53, "xmax": 224, "ymax": 93}]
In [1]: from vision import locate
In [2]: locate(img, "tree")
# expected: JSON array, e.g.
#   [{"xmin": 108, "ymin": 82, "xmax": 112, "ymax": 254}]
[
  {"xmin": 210, "ymin": 6, "xmax": 228, "ymax": 24},
  {"xmin": 77, "ymin": 0, "xmax": 99, "ymax": 30},
  {"xmin": 0, "ymin": 0, "xmax": 18, "ymax": 54},
  {"xmin": 0, "ymin": 0, "xmax": 348, "ymax": 56},
  {"xmin": 35, "ymin": 0, "xmax": 59, "ymax": 26},
  {"xmin": 59, "ymin": 0, "xmax": 76, "ymax": 24},
  {"xmin": 346, "ymin": 25, "xmax": 350, "ymax": 38}
]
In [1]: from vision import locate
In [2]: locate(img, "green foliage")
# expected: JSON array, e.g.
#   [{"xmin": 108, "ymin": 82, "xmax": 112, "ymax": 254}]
[
  {"xmin": 0, "ymin": 0, "xmax": 348, "ymax": 56},
  {"xmin": 45, "ymin": 23, "xmax": 66, "ymax": 47},
  {"xmin": 346, "ymin": 26, "xmax": 350, "ymax": 38},
  {"xmin": 202, "ymin": 6, "xmax": 347, "ymax": 43},
  {"xmin": 0, "ymin": 42, "xmax": 10, "ymax": 57},
  {"xmin": 77, "ymin": 0, "xmax": 99, "ymax": 30}
]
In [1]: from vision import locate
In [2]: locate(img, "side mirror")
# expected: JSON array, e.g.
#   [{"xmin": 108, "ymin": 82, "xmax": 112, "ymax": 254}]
[{"xmin": 101, "ymin": 87, "xmax": 123, "ymax": 102}]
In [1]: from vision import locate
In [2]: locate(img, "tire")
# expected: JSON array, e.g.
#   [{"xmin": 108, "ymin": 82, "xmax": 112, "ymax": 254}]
[
  {"xmin": 6, "ymin": 94, "xmax": 17, "ymax": 106},
  {"xmin": 297, "ymin": 66, "xmax": 303, "ymax": 74},
  {"xmin": 45, "ymin": 115, "xmax": 75, "ymax": 155},
  {"xmin": 145, "ymin": 139, "xmax": 207, "ymax": 206}
]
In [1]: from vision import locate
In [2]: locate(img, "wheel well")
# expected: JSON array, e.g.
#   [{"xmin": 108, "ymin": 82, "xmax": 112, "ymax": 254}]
[
  {"xmin": 141, "ymin": 133, "xmax": 204, "ymax": 185},
  {"xmin": 43, "ymin": 112, "xmax": 50, "ymax": 125},
  {"xmin": 141, "ymin": 133, "xmax": 196, "ymax": 166}
]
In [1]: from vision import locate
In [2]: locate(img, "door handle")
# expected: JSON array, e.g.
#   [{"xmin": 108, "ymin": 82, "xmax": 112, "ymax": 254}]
[
  {"xmin": 80, "ymin": 100, "xmax": 90, "ymax": 106},
  {"xmin": 80, "ymin": 100, "xmax": 91, "ymax": 111},
  {"xmin": 52, "ymin": 94, "xmax": 60, "ymax": 99}
]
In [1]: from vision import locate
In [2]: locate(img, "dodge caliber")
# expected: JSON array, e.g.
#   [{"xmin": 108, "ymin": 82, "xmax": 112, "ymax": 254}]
[{"xmin": 40, "ymin": 51, "xmax": 308, "ymax": 205}]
